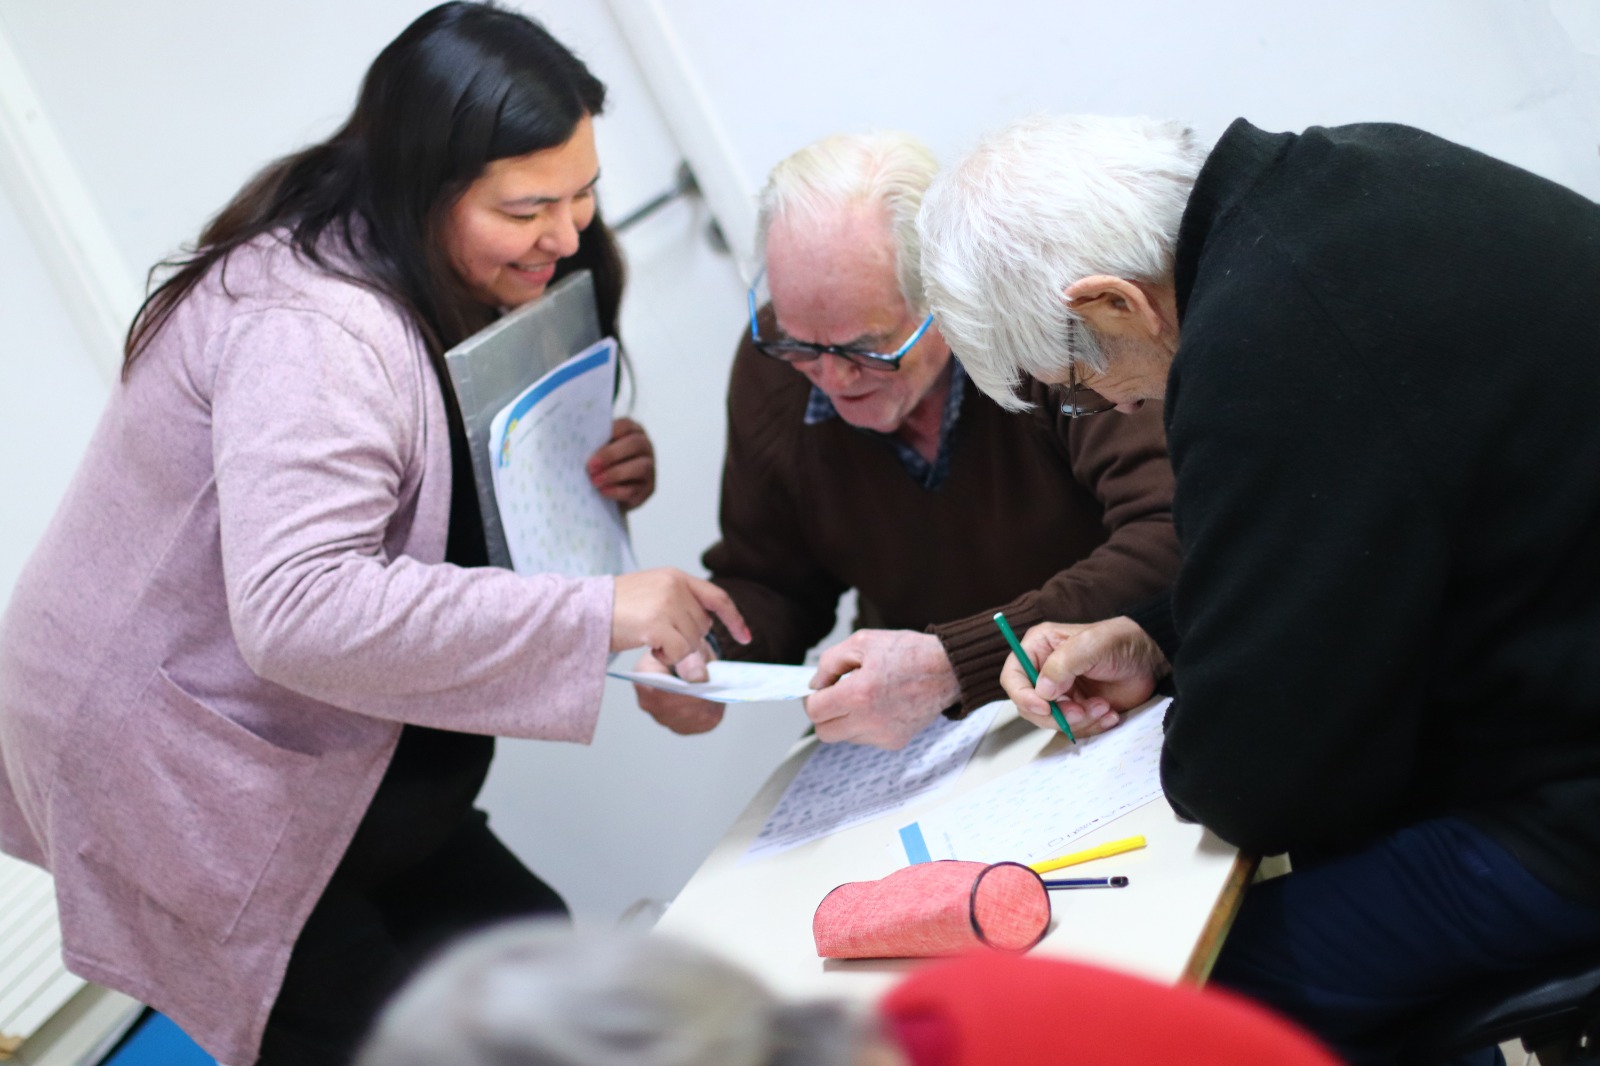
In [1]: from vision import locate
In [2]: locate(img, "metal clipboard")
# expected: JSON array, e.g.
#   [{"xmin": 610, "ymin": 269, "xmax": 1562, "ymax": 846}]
[{"xmin": 442, "ymin": 270, "xmax": 601, "ymax": 570}]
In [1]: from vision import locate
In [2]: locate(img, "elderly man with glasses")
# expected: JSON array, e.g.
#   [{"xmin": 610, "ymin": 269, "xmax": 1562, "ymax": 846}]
[
  {"xmin": 917, "ymin": 114, "xmax": 1600, "ymax": 1065},
  {"xmin": 630, "ymin": 131, "xmax": 1179, "ymax": 749}
]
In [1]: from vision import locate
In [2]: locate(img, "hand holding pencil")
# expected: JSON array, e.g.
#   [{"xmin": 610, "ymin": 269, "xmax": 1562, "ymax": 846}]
[{"xmin": 997, "ymin": 616, "xmax": 1169, "ymax": 738}]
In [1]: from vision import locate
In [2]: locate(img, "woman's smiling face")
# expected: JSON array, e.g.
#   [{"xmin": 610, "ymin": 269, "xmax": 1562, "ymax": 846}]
[{"xmin": 442, "ymin": 114, "xmax": 600, "ymax": 309}]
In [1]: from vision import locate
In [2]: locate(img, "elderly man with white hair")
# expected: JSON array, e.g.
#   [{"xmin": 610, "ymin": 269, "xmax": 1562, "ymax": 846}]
[
  {"xmin": 631, "ymin": 131, "xmax": 1180, "ymax": 749},
  {"xmin": 918, "ymin": 114, "xmax": 1600, "ymax": 1065}
]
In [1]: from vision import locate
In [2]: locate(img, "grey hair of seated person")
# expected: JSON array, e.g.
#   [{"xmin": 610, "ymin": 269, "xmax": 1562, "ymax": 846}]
[
  {"xmin": 352, "ymin": 918, "xmax": 869, "ymax": 1066},
  {"xmin": 917, "ymin": 113, "xmax": 1206, "ymax": 410},
  {"xmin": 756, "ymin": 131, "xmax": 940, "ymax": 316}
]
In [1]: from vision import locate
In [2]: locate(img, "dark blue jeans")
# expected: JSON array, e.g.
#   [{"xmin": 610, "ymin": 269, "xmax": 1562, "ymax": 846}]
[{"xmin": 1210, "ymin": 817, "xmax": 1600, "ymax": 1066}]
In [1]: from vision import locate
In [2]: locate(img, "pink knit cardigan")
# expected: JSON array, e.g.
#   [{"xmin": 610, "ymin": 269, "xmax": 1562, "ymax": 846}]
[{"xmin": 0, "ymin": 235, "xmax": 613, "ymax": 1063}]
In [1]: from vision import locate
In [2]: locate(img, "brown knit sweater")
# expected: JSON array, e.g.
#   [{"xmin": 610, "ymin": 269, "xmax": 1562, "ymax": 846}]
[{"xmin": 703, "ymin": 329, "xmax": 1181, "ymax": 714}]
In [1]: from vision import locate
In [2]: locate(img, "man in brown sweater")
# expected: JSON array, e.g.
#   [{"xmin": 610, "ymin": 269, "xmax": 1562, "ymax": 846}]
[{"xmin": 632, "ymin": 132, "xmax": 1179, "ymax": 748}]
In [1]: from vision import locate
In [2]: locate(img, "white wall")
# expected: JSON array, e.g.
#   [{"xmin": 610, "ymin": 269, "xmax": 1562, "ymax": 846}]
[
  {"xmin": 613, "ymin": 0, "xmax": 1600, "ymax": 264},
  {"xmin": 0, "ymin": 184, "xmax": 106, "ymax": 612},
  {"xmin": 0, "ymin": 0, "xmax": 686, "ymax": 272}
]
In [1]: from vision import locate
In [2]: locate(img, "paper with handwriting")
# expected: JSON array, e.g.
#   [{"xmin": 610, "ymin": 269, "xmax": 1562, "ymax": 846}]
[
  {"xmin": 897, "ymin": 697, "xmax": 1168, "ymax": 865},
  {"xmin": 744, "ymin": 703, "xmax": 999, "ymax": 863}
]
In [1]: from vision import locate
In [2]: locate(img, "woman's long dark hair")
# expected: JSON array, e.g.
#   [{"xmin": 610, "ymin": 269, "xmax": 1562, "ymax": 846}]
[{"xmin": 123, "ymin": 1, "xmax": 624, "ymax": 376}]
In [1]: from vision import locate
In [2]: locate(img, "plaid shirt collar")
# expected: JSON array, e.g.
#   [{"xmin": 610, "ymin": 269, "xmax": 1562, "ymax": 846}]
[{"xmin": 802, "ymin": 360, "xmax": 967, "ymax": 491}]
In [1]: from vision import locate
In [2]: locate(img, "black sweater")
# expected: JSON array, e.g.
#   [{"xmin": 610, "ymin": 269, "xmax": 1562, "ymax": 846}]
[{"xmin": 1134, "ymin": 119, "xmax": 1600, "ymax": 907}]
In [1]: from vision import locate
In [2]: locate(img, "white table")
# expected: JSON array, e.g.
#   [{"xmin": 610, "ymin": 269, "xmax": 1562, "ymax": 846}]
[{"xmin": 657, "ymin": 701, "xmax": 1253, "ymax": 1001}]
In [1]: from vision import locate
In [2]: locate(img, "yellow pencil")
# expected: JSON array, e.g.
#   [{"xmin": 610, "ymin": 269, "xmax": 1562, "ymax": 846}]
[{"xmin": 1029, "ymin": 835, "xmax": 1147, "ymax": 875}]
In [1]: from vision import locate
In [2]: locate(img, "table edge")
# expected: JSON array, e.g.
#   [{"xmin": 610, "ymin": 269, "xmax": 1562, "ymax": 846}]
[{"xmin": 1180, "ymin": 851, "xmax": 1259, "ymax": 985}]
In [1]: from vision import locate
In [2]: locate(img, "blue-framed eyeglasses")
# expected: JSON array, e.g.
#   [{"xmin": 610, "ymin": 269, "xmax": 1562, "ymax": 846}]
[{"xmin": 747, "ymin": 267, "xmax": 933, "ymax": 372}]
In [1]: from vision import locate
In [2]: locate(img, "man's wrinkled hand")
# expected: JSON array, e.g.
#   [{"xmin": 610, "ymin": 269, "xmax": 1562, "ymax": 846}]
[{"xmin": 804, "ymin": 630, "xmax": 962, "ymax": 749}]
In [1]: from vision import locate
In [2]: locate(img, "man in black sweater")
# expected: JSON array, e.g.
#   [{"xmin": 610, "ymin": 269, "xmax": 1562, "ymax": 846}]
[{"xmin": 918, "ymin": 114, "xmax": 1600, "ymax": 1065}]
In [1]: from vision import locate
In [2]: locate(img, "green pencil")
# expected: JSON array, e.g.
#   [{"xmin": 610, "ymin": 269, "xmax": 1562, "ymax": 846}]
[{"xmin": 993, "ymin": 612, "xmax": 1077, "ymax": 743}]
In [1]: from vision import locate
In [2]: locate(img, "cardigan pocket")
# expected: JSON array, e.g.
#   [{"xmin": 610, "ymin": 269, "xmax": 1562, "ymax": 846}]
[{"xmin": 78, "ymin": 668, "xmax": 317, "ymax": 943}]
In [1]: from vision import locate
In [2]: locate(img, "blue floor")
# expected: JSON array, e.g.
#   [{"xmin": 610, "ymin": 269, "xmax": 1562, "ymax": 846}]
[{"xmin": 102, "ymin": 1011, "xmax": 214, "ymax": 1066}]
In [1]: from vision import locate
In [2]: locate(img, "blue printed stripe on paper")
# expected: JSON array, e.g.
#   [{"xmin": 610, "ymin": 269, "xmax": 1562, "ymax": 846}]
[
  {"xmin": 505, "ymin": 345, "xmax": 612, "ymax": 427},
  {"xmin": 899, "ymin": 822, "xmax": 932, "ymax": 865}
]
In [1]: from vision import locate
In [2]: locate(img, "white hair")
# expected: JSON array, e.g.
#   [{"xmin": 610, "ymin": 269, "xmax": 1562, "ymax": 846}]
[
  {"xmin": 352, "ymin": 919, "xmax": 866, "ymax": 1066},
  {"xmin": 756, "ymin": 131, "xmax": 939, "ymax": 313},
  {"xmin": 917, "ymin": 114, "xmax": 1206, "ymax": 409}
]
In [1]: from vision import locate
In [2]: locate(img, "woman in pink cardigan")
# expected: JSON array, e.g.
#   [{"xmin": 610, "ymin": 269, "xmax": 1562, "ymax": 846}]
[{"xmin": 0, "ymin": 5, "xmax": 745, "ymax": 1063}]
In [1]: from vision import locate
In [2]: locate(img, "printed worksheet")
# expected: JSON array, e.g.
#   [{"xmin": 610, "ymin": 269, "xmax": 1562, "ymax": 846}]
[
  {"xmin": 896, "ymin": 697, "xmax": 1169, "ymax": 866},
  {"xmin": 608, "ymin": 661, "xmax": 818, "ymax": 703},
  {"xmin": 744, "ymin": 704, "xmax": 1000, "ymax": 863},
  {"xmin": 489, "ymin": 338, "xmax": 633, "ymax": 578}
]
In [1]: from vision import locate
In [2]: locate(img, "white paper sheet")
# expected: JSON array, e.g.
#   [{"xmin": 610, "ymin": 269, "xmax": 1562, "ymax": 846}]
[
  {"xmin": 609, "ymin": 660, "xmax": 819, "ymax": 703},
  {"xmin": 743, "ymin": 704, "xmax": 999, "ymax": 863},
  {"xmin": 488, "ymin": 338, "xmax": 634, "ymax": 577},
  {"xmin": 897, "ymin": 697, "xmax": 1169, "ymax": 866}
]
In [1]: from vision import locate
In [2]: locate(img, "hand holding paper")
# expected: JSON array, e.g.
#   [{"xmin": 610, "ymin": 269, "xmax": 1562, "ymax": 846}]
[
  {"xmin": 587, "ymin": 417, "xmax": 655, "ymax": 511},
  {"xmin": 610, "ymin": 570, "xmax": 749, "ymax": 681},
  {"xmin": 805, "ymin": 629, "xmax": 963, "ymax": 749},
  {"xmin": 629, "ymin": 650, "xmax": 726, "ymax": 735},
  {"xmin": 611, "ymin": 660, "xmax": 818, "ymax": 703}
]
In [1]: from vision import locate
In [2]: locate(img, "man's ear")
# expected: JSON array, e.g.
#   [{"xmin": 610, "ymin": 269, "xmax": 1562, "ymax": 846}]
[{"xmin": 1064, "ymin": 275, "xmax": 1164, "ymax": 341}]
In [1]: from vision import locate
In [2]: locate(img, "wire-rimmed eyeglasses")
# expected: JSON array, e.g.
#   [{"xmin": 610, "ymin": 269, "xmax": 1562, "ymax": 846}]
[
  {"xmin": 1060, "ymin": 363, "xmax": 1117, "ymax": 418},
  {"xmin": 747, "ymin": 267, "xmax": 933, "ymax": 372}
]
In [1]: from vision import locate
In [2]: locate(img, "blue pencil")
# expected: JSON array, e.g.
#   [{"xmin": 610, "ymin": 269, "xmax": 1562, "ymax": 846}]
[{"xmin": 1044, "ymin": 876, "xmax": 1129, "ymax": 890}]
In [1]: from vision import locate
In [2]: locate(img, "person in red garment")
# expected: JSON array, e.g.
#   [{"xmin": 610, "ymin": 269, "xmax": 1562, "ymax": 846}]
[{"xmin": 880, "ymin": 953, "xmax": 1341, "ymax": 1065}]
